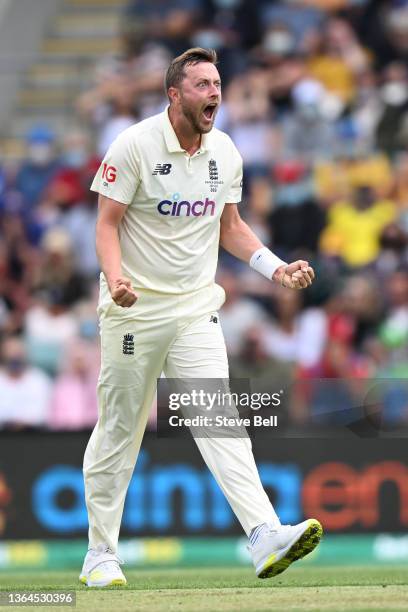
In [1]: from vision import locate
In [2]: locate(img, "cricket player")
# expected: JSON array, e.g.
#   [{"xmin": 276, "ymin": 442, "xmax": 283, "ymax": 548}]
[{"xmin": 80, "ymin": 48, "xmax": 322, "ymax": 588}]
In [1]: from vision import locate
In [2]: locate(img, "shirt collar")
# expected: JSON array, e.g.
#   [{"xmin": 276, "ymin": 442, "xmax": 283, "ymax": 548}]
[{"xmin": 162, "ymin": 106, "xmax": 213, "ymax": 154}]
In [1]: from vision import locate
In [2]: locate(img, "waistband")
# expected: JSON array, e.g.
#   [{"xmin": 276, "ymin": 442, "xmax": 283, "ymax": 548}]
[{"xmin": 97, "ymin": 276, "xmax": 226, "ymax": 322}]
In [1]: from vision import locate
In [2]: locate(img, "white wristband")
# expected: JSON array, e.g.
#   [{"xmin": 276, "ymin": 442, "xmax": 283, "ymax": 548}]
[{"xmin": 249, "ymin": 247, "xmax": 287, "ymax": 281}]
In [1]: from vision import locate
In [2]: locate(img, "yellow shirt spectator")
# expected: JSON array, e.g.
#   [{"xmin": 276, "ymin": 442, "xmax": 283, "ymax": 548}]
[
  {"xmin": 308, "ymin": 56, "xmax": 354, "ymax": 104},
  {"xmin": 320, "ymin": 192, "xmax": 396, "ymax": 267}
]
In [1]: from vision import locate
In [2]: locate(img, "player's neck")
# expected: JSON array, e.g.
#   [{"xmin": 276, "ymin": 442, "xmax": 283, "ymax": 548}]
[{"xmin": 168, "ymin": 107, "xmax": 201, "ymax": 156}]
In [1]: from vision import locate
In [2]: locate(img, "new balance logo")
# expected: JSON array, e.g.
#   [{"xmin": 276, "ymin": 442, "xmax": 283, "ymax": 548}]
[
  {"xmin": 122, "ymin": 333, "xmax": 134, "ymax": 355},
  {"xmin": 210, "ymin": 315, "xmax": 218, "ymax": 324},
  {"xmin": 152, "ymin": 163, "xmax": 172, "ymax": 175}
]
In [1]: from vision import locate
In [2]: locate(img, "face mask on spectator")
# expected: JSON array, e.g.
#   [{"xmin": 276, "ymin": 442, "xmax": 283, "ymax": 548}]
[
  {"xmin": 297, "ymin": 102, "xmax": 320, "ymax": 121},
  {"xmin": 4, "ymin": 358, "xmax": 26, "ymax": 375},
  {"xmin": 381, "ymin": 82, "xmax": 408, "ymax": 106},
  {"xmin": 192, "ymin": 30, "xmax": 224, "ymax": 51},
  {"xmin": 358, "ymin": 86, "xmax": 376, "ymax": 102},
  {"xmin": 276, "ymin": 181, "xmax": 313, "ymax": 207},
  {"xmin": 63, "ymin": 149, "xmax": 88, "ymax": 169},
  {"xmin": 28, "ymin": 143, "xmax": 54, "ymax": 166},
  {"xmin": 263, "ymin": 31, "xmax": 294, "ymax": 56}
]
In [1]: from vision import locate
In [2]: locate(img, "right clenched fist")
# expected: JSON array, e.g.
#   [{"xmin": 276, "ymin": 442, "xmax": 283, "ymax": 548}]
[{"xmin": 109, "ymin": 277, "xmax": 138, "ymax": 308}]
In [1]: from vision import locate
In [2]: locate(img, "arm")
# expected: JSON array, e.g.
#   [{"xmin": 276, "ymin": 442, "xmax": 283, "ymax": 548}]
[
  {"xmin": 220, "ymin": 203, "xmax": 264, "ymax": 259},
  {"xmin": 219, "ymin": 203, "xmax": 315, "ymax": 289},
  {"xmin": 96, "ymin": 194, "xmax": 138, "ymax": 307}
]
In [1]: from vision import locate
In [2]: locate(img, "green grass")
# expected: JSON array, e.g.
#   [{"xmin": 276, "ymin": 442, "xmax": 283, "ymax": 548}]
[{"xmin": 0, "ymin": 566, "xmax": 407, "ymax": 611}]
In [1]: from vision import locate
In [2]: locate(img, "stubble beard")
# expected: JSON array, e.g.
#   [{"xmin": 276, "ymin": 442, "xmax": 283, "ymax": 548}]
[{"xmin": 181, "ymin": 99, "xmax": 214, "ymax": 135}]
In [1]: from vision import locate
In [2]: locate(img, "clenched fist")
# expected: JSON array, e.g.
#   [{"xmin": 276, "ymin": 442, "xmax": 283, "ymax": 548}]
[
  {"xmin": 109, "ymin": 276, "xmax": 138, "ymax": 307},
  {"xmin": 273, "ymin": 260, "xmax": 315, "ymax": 290}
]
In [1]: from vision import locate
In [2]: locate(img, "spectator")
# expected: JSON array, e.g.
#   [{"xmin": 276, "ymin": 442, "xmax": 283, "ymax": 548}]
[
  {"xmin": 218, "ymin": 270, "xmax": 268, "ymax": 356},
  {"xmin": 0, "ymin": 336, "xmax": 52, "ymax": 429},
  {"xmin": 220, "ymin": 69, "xmax": 278, "ymax": 176},
  {"xmin": 0, "ymin": 214, "xmax": 38, "ymax": 332},
  {"xmin": 77, "ymin": 44, "xmax": 170, "ymax": 155},
  {"xmin": 229, "ymin": 325, "xmax": 293, "ymax": 404},
  {"xmin": 282, "ymin": 79, "xmax": 336, "ymax": 162},
  {"xmin": 319, "ymin": 185, "xmax": 396, "ymax": 267},
  {"xmin": 24, "ymin": 229, "xmax": 82, "ymax": 375},
  {"xmin": 354, "ymin": 0, "xmax": 408, "ymax": 70},
  {"xmin": 263, "ymin": 286, "xmax": 327, "ymax": 369},
  {"xmin": 0, "ymin": 473, "xmax": 12, "ymax": 536},
  {"xmin": 202, "ymin": 0, "xmax": 261, "ymax": 51},
  {"xmin": 376, "ymin": 62, "xmax": 408, "ymax": 157},
  {"xmin": 42, "ymin": 130, "xmax": 92, "ymax": 210},
  {"xmin": 260, "ymin": 1, "xmax": 324, "ymax": 51},
  {"xmin": 350, "ymin": 68, "xmax": 383, "ymax": 155},
  {"xmin": 13, "ymin": 125, "xmax": 60, "ymax": 213},
  {"xmin": 60, "ymin": 174, "xmax": 100, "ymax": 279},
  {"xmin": 268, "ymin": 161, "xmax": 326, "ymax": 257},
  {"xmin": 379, "ymin": 269, "xmax": 408, "ymax": 351},
  {"xmin": 49, "ymin": 339, "xmax": 99, "ymax": 430},
  {"xmin": 307, "ymin": 17, "xmax": 369, "ymax": 108},
  {"xmin": 123, "ymin": 0, "xmax": 203, "ymax": 56},
  {"xmin": 375, "ymin": 223, "xmax": 408, "ymax": 277},
  {"xmin": 339, "ymin": 274, "xmax": 382, "ymax": 349},
  {"xmin": 33, "ymin": 228, "xmax": 88, "ymax": 306},
  {"xmin": 251, "ymin": 23, "xmax": 306, "ymax": 110},
  {"xmin": 394, "ymin": 153, "xmax": 408, "ymax": 212}
]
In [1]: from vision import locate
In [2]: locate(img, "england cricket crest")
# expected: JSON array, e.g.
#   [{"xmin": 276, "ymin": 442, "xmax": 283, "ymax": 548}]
[
  {"xmin": 205, "ymin": 159, "xmax": 224, "ymax": 193},
  {"xmin": 122, "ymin": 333, "xmax": 135, "ymax": 355}
]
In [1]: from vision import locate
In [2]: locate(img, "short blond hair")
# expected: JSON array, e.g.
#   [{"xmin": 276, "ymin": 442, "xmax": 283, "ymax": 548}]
[{"xmin": 165, "ymin": 47, "xmax": 218, "ymax": 96}]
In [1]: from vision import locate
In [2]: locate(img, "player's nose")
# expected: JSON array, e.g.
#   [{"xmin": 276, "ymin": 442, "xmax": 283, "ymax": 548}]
[{"xmin": 209, "ymin": 82, "xmax": 220, "ymax": 97}]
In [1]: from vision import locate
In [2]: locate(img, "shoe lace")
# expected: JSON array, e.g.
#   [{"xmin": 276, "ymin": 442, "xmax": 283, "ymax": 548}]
[
  {"xmin": 107, "ymin": 548, "xmax": 124, "ymax": 565},
  {"xmin": 266, "ymin": 526, "xmax": 279, "ymax": 536},
  {"xmin": 90, "ymin": 545, "xmax": 124, "ymax": 566},
  {"xmin": 248, "ymin": 523, "xmax": 293, "ymax": 549},
  {"xmin": 95, "ymin": 559, "xmax": 122, "ymax": 573}
]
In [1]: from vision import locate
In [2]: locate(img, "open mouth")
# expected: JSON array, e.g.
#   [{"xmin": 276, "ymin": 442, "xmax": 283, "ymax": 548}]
[{"xmin": 203, "ymin": 104, "xmax": 217, "ymax": 120}]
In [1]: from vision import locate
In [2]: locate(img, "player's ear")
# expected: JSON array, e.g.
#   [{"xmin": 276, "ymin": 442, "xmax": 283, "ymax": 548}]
[{"xmin": 168, "ymin": 86, "xmax": 180, "ymax": 105}]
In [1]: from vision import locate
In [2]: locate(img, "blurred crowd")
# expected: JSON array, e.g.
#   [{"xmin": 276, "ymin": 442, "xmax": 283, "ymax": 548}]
[{"xmin": 1, "ymin": 0, "xmax": 408, "ymax": 431}]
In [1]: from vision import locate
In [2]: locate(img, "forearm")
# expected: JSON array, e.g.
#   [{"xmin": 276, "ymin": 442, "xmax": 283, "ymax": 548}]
[
  {"xmin": 220, "ymin": 216, "xmax": 286, "ymax": 281},
  {"xmin": 220, "ymin": 217, "xmax": 263, "ymax": 262},
  {"xmin": 96, "ymin": 220, "xmax": 123, "ymax": 290}
]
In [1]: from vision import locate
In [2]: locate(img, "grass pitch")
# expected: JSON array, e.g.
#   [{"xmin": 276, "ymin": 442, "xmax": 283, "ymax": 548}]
[{"xmin": 0, "ymin": 566, "xmax": 406, "ymax": 611}]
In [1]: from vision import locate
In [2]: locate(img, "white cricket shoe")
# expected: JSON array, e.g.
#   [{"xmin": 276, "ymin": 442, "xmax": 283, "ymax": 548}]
[
  {"xmin": 79, "ymin": 544, "xmax": 127, "ymax": 587},
  {"xmin": 249, "ymin": 518, "xmax": 323, "ymax": 578}
]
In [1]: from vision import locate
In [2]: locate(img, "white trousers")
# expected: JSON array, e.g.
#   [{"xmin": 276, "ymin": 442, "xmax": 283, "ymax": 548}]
[{"xmin": 83, "ymin": 283, "xmax": 279, "ymax": 552}]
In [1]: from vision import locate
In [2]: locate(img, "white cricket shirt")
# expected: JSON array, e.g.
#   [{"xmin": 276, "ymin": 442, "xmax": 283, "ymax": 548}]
[{"xmin": 91, "ymin": 107, "xmax": 243, "ymax": 294}]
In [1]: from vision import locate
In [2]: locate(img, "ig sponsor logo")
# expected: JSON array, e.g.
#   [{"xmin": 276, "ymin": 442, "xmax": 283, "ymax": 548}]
[{"xmin": 101, "ymin": 163, "xmax": 117, "ymax": 184}]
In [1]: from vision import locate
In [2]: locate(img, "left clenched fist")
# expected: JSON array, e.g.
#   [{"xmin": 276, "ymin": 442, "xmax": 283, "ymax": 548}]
[{"xmin": 273, "ymin": 260, "xmax": 315, "ymax": 289}]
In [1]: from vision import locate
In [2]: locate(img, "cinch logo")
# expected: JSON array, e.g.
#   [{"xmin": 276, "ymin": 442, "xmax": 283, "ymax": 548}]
[{"xmin": 158, "ymin": 195, "xmax": 216, "ymax": 217}]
